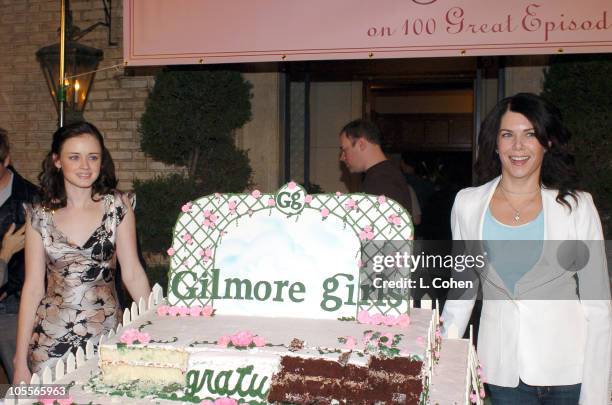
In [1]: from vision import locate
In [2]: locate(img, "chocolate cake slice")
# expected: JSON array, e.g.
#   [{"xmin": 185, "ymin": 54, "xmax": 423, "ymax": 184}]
[{"xmin": 268, "ymin": 354, "xmax": 425, "ymax": 404}]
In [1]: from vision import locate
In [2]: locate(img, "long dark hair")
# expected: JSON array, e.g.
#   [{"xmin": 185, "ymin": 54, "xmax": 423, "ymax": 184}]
[
  {"xmin": 39, "ymin": 121, "xmax": 117, "ymax": 209},
  {"xmin": 474, "ymin": 93, "xmax": 579, "ymax": 210}
]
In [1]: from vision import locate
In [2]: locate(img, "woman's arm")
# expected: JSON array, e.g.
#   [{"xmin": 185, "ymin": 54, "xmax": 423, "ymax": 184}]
[
  {"xmin": 116, "ymin": 194, "xmax": 151, "ymax": 305},
  {"xmin": 12, "ymin": 219, "xmax": 46, "ymax": 384},
  {"xmin": 441, "ymin": 190, "xmax": 478, "ymax": 337},
  {"xmin": 575, "ymin": 193, "xmax": 611, "ymax": 405}
]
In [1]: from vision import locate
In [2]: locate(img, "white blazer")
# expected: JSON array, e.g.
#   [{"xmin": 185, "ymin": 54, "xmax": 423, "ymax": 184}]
[{"xmin": 441, "ymin": 176, "xmax": 612, "ymax": 404}]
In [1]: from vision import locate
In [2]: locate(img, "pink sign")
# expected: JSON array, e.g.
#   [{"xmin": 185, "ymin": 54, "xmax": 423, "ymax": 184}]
[{"xmin": 123, "ymin": 0, "xmax": 612, "ymax": 66}]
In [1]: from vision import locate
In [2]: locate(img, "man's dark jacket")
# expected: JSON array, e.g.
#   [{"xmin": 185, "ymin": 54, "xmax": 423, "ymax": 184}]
[{"xmin": 0, "ymin": 167, "xmax": 40, "ymax": 299}]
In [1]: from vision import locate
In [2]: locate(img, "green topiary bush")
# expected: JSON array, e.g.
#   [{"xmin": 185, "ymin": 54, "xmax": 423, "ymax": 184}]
[
  {"xmin": 146, "ymin": 264, "xmax": 170, "ymax": 295},
  {"xmin": 134, "ymin": 69, "xmax": 254, "ymax": 254},
  {"xmin": 541, "ymin": 54, "xmax": 612, "ymax": 237},
  {"xmin": 139, "ymin": 70, "xmax": 253, "ymax": 179},
  {"xmin": 133, "ymin": 174, "xmax": 200, "ymax": 253},
  {"xmin": 195, "ymin": 141, "xmax": 253, "ymax": 195}
]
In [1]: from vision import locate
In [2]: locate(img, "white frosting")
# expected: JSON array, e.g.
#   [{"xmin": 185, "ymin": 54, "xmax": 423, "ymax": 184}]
[
  {"xmin": 32, "ymin": 297, "xmax": 476, "ymax": 405},
  {"xmin": 96, "ymin": 306, "xmax": 436, "ymax": 402}
]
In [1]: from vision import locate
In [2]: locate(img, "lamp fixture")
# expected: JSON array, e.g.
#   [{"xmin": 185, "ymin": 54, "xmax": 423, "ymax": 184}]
[{"xmin": 36, "ymin": 0, "xmax": 114, "ymax": 126}]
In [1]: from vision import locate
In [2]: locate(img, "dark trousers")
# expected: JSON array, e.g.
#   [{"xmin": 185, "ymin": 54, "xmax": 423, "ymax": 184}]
[{"xmin": 487, "ymin": 379, "xmax": 581, "ymax": 405}]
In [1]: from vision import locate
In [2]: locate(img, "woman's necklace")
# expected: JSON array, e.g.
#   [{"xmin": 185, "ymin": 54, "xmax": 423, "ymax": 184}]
[{"xmin": 498, "ymin": 183, "xmax": 540, "ymax": 222}]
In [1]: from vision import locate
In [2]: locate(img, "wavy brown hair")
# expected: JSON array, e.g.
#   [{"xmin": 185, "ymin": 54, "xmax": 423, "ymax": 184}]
[
  {"xmin": 474, "ymin": 93, "xmax": 579, "ymax": 210},
  {"xmin": 39, "ymin": 121, "xmax": 117, "ymax": 210}
]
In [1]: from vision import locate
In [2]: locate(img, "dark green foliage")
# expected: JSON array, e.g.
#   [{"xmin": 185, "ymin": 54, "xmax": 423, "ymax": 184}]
[
  {"xmin": 145, "ymin": 264, "xmax": 169, "ymax": 296},
  {"xmin": 135, "ymin": 69, "xmax": 254, "ymax": 253},
  {"xmin": 133, "ymin": 174, "xmax": 200, "ymax": 253},
  {"xmin": 301, "ymin": 182, "xmax": 323, "ymax": 193},
  {"xmin": 541, "ymin": 54, "xmax": 612, "ymax": 235},
  {"xmin": 195, "ymin": 141, "xmax": 253, "ymax": 195},
  {"xmin": 139, "ymin": 70, "xmax": 253, "ymax": 178}
]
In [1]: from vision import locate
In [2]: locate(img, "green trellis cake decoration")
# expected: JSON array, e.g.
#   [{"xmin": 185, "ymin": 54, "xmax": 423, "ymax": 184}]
[{"xmin": 166, "ymin": 182, "xmax": 414, "ymax": 318}]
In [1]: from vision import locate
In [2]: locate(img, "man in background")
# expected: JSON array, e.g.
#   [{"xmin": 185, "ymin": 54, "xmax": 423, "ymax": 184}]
[
  {"xmin": 338, "ymin": 119, "xmax": 418, "ymax": 222},
  {"xmin": 0, "ymin": 127, "xmax": 40, "ymax": 383}
]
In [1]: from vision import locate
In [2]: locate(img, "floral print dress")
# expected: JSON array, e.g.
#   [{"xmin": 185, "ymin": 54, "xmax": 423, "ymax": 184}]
[{"xmin": 25, "ymin": 192, "xmax": 133, "ymax": 373}]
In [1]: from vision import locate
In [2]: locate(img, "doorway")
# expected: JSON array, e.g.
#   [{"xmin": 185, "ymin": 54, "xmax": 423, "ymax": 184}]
[{"xmin": 366, "ymin": 81, "xmax": 474, "ymax": 238}]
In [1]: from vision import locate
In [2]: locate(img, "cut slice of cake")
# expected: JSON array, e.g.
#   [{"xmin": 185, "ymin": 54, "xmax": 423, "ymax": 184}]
[{"xmin": 98, "ymin": 305, "xmax": 439, "ymax": 404}]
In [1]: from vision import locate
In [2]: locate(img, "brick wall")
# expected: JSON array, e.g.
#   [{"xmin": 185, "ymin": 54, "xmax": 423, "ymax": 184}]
[{"xmin": 0, "ymin": 0, "xmax": 179, "ymax": 190}]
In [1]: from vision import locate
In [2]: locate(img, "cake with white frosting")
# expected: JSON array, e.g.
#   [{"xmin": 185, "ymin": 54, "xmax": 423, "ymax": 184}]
[
  {"xmin": 97, "ymin": 306, "xmax": 439, "ymax": 404},
  {"xmin": 5, "ymin": 184, "xmax": 485, "ymax": 405}
]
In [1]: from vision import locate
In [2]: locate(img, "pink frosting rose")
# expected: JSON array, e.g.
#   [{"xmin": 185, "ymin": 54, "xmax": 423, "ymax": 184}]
[
  {"xmin": 397, "ymin": 314, "xmax": 410, "ymax": 327},
  {"xmin": 288, "ymin": 181, "xmax": 297, "ymax": 190},
  {"xmin": 251, "ymin": 190, "xmax": 262, "ymax": 198},
  {"xmin": 357, "ymin": 310, "xmax": 370, "ymax": 324},
  {"xmin": 119, "ymin": 328, "xmax": 139, "ymax": 344},
  {"xmin": 202, "ymin": 305, "xmax": 214, "ymax": 317},
  {"xmin": 178, "ymin": 306, "xmax": 190, "ymax": 317},
  {"xmin": 199, "ymin": 248, "xmax": 213, "ymax": 262},
  {"xmin": 320, "ymin": 208, "xmax": 330, "ymax": 218},
  {"xmin": 344, "ymin": 199, "xmax": 357, "ymax": 210},
  {"xmin": 377, "ymin": 195, "xmax": 387, "ymax": 205},
  {"xmin": 181, "ymin": 202, "xmax": 192, "ymax": 213},
  {"xmin": 388, "ymin": 214, "xmax": 402, "ymax": 226},
  {"xmin": 189, "ymin": 306, "xmax": 203, "ymax": 317},
  {"xmin": 166, "ymin": 247, "xmax": 175, "ymax": 256},
  {"xmin": 199, "ymin": 401, "xmax": 215, "ymax": 405},
  {"xmin": 252, "ymin": 335, "xmax": 266, "ymax": 347},
  {"xmin": 137, "ymin": 332, "xmax": 151, "ymax": 344},
  {"xmin": 305, "ymin": 195, "xmax": 313, "ymax": 204},
  {"xmin": 344, "ymin": 336, "xmax": 357, "ymax": 350},
  {"xmin": 217, "ymin": 335, "xmax": 231, "ymax": 348},
  {"xmin": 231, "ymin": 331, "xmax": 254, "ymax": 347},
  {"xmin": 167, "ymin": 306, "xmax": 181, "ymax": 317},
  {"xmin": 359, "ymin": 225, "xmax": 374, "ymax": 241},
  {"xmin": 156, "ymin": 305, "xmax": 169, "ymax": 316},
  {"xmin": 228, "ymin": 200, "xmax": 238, "ymax": 214},
  {"xmin": 383, "ymin": 316, "xmax": 398, "ymax": 327},
  {"xmin": 370, "ymin": 313, "xmax": 385, "ymax": 325}
]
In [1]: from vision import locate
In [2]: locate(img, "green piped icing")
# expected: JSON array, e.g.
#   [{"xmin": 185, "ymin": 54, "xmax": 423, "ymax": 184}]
[
  {"xmin": 186, "ymin": 365, "xmax": 269, "ymax": 400},
  {"xmin": 85, "ymin": 373, "xmax": 267, "ymax": 404}
]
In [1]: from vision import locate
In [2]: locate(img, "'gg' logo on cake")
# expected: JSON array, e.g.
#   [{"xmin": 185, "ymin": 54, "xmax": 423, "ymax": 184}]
[{"xmin": 275, "ymin": 182, "xmax": 306, "ymax": 215}]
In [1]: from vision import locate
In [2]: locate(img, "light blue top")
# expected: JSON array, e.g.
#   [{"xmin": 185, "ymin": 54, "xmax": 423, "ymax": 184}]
[{"xmin": 483, "ymin": 207, "xmax": 544, "ymax": 293}]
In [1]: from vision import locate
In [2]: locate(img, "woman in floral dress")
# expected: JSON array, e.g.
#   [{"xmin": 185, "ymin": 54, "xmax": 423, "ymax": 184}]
[{"xmin": 12, "ymin": 122, "xmax": 150, "ymax": 384}]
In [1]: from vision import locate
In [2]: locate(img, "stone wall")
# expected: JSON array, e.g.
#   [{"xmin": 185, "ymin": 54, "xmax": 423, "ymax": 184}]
[
  {"xmin": 0, "ymin": 0, "xmax": 284, "ymax": 192},
  {"xmin": 0, "ymin": 0, "xmax": 184, "ymax": 190}
]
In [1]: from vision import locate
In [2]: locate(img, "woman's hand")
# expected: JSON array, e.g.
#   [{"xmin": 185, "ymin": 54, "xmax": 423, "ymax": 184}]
[
  {"xmin": 1, "ymin": 223, "xmax": 26, "ymax": 262},
  {"xmin": 12, "ymin": 361, "xmax": 32, "ymax": 385}
]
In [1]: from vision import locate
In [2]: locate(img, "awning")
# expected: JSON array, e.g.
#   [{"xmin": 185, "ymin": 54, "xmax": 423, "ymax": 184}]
[{"xmin": 124, "ymin": 0, "xmax": 612, "ymax": 66}]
